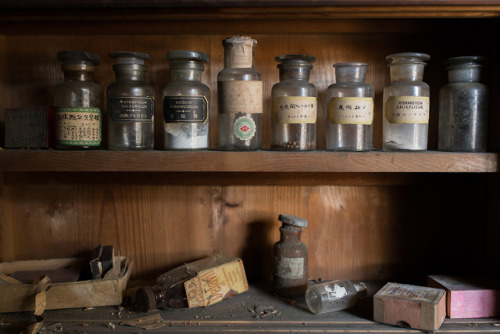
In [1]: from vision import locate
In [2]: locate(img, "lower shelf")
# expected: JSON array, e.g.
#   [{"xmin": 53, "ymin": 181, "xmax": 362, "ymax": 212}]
[{"xmin": 1, "ymin": 284, "xmax": 500, "ymax": 333}]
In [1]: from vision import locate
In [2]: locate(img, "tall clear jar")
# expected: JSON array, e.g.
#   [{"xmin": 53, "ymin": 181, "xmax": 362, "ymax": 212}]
[
  {"xmin": 438, "ymin": 56, "xmax": 488, "ymax": 152},
  {"xmin": 326, "ymin": 63, "xmax": 374, "ymax": 151},
  {"xmin": 163, "ymin": 50, "xmax": 210, "ymax": 150},
  {"xmin": 383, "ymin": 53, "xmax": 430, "ymax": 151},
  {"xmin": 54, "ymin": 50, "xmax": 103, "ymax": 149},
  {"xmin": 271, "ymin": 55, "xmax": 317, "ymax": 151},
  {"xmin": 108, "ymin": 52, "xmax": 154, "ymax": 150},
  {"xmin": 218, "ymin": 36, "xmax": 263, "ymax": 150}
]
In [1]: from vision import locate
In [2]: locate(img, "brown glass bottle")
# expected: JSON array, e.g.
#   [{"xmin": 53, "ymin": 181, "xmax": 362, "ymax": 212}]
[{"xmin": 273, "ymin": 214, "xmax": 308, "ymax": 297}]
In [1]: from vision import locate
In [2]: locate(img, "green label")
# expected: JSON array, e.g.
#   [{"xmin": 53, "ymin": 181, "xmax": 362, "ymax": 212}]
[
  {"xmin": 55, "ymin": 107, "xmax": 101, "ymax": 146},
  {"xmin": 233, "ymin": 116, "xmax": 256, "ymax": 141}
]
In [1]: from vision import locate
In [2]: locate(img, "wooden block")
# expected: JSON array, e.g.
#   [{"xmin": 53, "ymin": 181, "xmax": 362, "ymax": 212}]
[
  {"xmin": 4, "ymin": 106, "xmax": 55, "ymax": 148},
  {"xmin": 374, "ymin": 282, "xmax": 446, "ymax": 331},
  {"xmin": 428, "ymin": 275, "xmax": 500, "ymax": 319}
]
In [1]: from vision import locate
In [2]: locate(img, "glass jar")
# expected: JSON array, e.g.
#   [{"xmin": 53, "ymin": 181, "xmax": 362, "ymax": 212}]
[
  {"xmin": 306, "ymin": 280, "xmax": 367, "ymax": 314},
  {"xmin": 218, "ymin": 36, "xmax": 263, "ymax": 150},
  {"xmin": 54, "ymin": 50, "xmax": 103, "ymax": 149},
  {"xmin": 326, "ymin": 63, "xmax": 374, "ymax": 151},
  {"xmin": 163, "ymin": 50, "xmax": 210, "ymax": 150},
  {"xmin": 273, "ymin": 214, "xmax": 308, "ymax": 297},
  {"xmin": 383, "ymin": 53, "xmax": 430, "ymax": 151},
  {"xmin": 271, "ymin": 54, "xmax": 317, "ymax": 151},
  {"xmin": 438, "ymin": 56, "xmax": 488, "ymax": 152},
  {"xmin": 107, "ymin": 51, "xmax": 154, "ymax": 150}
]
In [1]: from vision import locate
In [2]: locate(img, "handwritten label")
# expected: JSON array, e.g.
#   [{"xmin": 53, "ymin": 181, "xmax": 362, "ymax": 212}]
[
  {"xmin": 328, "ymin": 97, "xmax": 373, "ymax": 125},
  {"xmin": 273, "ymin": 96, "xmax": 317, "ymax": 124}
]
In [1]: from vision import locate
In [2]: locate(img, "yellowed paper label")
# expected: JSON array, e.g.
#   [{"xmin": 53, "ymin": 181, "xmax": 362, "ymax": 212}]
[
  {"xmin": 385, "ymin": 96, "xmax": 429, "ymax": 124},
  {"xmin": 55, "ymin": 107, "xmax": 101, "ymax": 146},
  {"xmin": 273, "ymin": 96, "xmax": 317, "ymax": 124},
  {"xmin": 184, "ymin": 259, "xmax": 248, "ymax": 308},
  {"xmin": 328, "ymin": 97, "xmax": 374, "ymax": 125},
  {"xmin": 229, "ymin": 40, "xmax": 254, "ymax": 68},
  {"xmin": 276, "ymin": 257, "xmax": 304, "ymax": 279},
  {"xmin": 220, "ymin": 81, "xmax": 263, "ymax": 114}
]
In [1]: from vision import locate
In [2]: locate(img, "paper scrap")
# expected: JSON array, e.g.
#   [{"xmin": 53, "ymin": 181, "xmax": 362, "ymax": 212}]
[{"xmin": 121, "ymin": 313, "xmax": 166, "ymax": 330}]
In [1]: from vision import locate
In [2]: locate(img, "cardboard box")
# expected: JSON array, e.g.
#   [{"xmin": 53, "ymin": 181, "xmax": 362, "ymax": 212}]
[
  {"xmin": 4, "ymin": 106, "xmax": 55, "ymax": 148},
  {"xmin": 374, "ymin": 282, "xmax": 446, "ymax": 331},
  {"xmin": 183, "ymin": 256, "xmax": 248, "ymax": 308},
  {"xmin": 0, "ymin": 257, "xmax": 131, "ymax": 313},
  {"xmin": 428, "ymin": 275, "xmax": 500, "ymax": 319}
]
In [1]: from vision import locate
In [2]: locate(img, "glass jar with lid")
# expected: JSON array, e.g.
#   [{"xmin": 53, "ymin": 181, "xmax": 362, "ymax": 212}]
[
  {"xmin": 217, "ymin": 36, "xmax": 263, "ymax": 150},
  {"xmin": 54, "ymin": 50, "xmax": 103, "ymax": 149},
  {"xmin": 163, "ymin": 50, "xmax": 210, "ymax": 150},
  {"xmin": 438, "ymin": 56, "xmax": 488, "ymax": 152},
  {"xmin": 383, "ymin": 52, "xmax": 430, "ymax": 151},
  {"xmin": 326, "ymin": 62, "xmax": 374, "ymax": 151},
  {"xmin": 271, "ymin": 54, "xmax": 317, "ymax": 151},
  {"xmin": 107, "ymin": 51, "xmax": 154, "ymax": 150}
]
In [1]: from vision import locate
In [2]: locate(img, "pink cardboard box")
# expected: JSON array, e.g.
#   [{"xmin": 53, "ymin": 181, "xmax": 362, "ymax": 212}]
[{"xmin": 427, "ymin": 275, "xmax": 500, "ymax": 319}]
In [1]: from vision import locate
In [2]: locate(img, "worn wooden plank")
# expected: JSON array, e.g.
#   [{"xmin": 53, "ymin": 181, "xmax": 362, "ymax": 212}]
[{"xmin": 0, "ymin": 151, "xmax": 497, "ymax": 173}]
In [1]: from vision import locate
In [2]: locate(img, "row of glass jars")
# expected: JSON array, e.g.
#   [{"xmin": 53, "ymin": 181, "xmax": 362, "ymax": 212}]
[{"xmin": 54, "ymin": 36, "xmax": 488, "ymax": 152}]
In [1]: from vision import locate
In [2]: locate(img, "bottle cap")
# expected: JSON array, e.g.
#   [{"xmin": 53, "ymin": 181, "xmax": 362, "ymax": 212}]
[
  {"xmin": 135, "ymin": 286, "xmax": 157, "ymax": 312},
  {"xmin": 167, "ymin": 50, "xmax": 209, "ymax": 63},
  {"xmin": 278, "ymin": 214, "xmax": 308, "ymax": 228},
  {"xmin": 109, "ymin": 51, "xmax": 150, "ymax": 65},
  {"xmin": 354, "ymin": 281, "xmax": 367, "ymax": 297},
  {"xmin": 386, "ymin": 52, "xmax": 430, "ymax": 64},
  {"xmin": 57, "ymin": 50, "xmax": 101, "ymax": 65}
]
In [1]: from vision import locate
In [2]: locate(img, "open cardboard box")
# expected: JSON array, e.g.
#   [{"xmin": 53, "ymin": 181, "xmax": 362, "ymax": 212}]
[{"xmin": 0, "ymin": 256, "xmax": 131, "ymax": 313}]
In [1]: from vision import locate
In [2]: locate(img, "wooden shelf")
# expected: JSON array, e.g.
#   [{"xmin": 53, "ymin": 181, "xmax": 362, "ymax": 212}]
[
  {"xmin": 0, "ymin": 150, "xmax": 497, "ymax": 173},
  {"xmin": 1, "ymin": 283, "xmax": 499, "ymax": 333}
]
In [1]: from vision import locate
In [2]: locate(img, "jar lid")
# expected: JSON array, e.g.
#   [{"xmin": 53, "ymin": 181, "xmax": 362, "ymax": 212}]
[
  {"xmin": 57, "ymin": 50, "xmax": 101, "ymax": 65},
  {"xmin": 386, "ymin": 52, "xmax": 430, "ymax": 64},
  {"xmin": 444, "ymin": 56, "xmax": 486, "ymax": 68},
  {"xmin": 278, "ymin": 214, "xmax": 308, "ymax": 228},
  {"xmin": 333, "ymin": 62, "xmax": 368, "ymax": 68},
  {"xmin": 109, "ymin": 51, "xmax": 150, "ymax": 65},
  {"xmin": 167, "ymin": 50, "xmax": 209, "ymax": 63}
]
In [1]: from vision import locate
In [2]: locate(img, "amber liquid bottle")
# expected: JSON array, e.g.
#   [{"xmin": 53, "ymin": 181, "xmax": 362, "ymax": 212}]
[{"xmin": 273, "ymin": 214, "xmax": 308, "ymax": 297}]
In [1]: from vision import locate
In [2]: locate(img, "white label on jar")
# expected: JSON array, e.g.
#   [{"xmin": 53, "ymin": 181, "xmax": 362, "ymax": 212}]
[
  {"xmin": 385, "ymin": 96, "xmax": 430, "ymax": 124},
  {"xmin": 273, "ymin": 96, "xmax": 317, "ymax": 124},
  {"xmin": 55, "ymin": 107, "xmax": 101, "ymax": 146},
  {"xmin": 276, "ymin": 257, "xmax": 304, "ymax": 280},
  {"xmin": 325, "ymin": 283, "xmax": 348, "ymax": 300},
  {"xmin": 220, "ymin": 81, "xmax": 263, "ymax": 114},
  {"xmin": 328, "ymin": 97, "xmax": 374, "ymax": 125}
]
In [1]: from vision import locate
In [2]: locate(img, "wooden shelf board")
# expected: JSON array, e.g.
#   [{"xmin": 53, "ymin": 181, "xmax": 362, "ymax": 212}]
[
  {"xmin": 1, "ymin": 283, "xmax": 499, "ymax": 333},
  {"xmin": 0, "ymin": 150, "xmax": 497, "ymax": 173}
]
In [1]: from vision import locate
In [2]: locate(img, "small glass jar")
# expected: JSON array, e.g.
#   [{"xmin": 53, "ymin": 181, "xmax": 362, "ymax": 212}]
[
  {"xmin": 306, "ymin": 280, "xmax": 367, "ymax": 314},
  {"xmin": 326, "ymin": 63, "xmax": 374, "ymax": 151},
  {"xmin": 54, "ymin": 50, "xmax": 103, "ymax": 149},
  {"xmin": 107, "ymin": 51, "xmax": 154, "ymax": 150},
  {"xmin": 163, "ymin": 50, "xmax": 210, "ymax": 150},
  {"xmin": 218, "ymin": 36, "xmax": 263, "ymax": 151},
  {"xmin": 438, "ymin": 56, "xmax": 488, "ymax": 152},
  {"xmin": 271, "ymin": 55, "xmax": 317, "ymax": 151},
  {"xmin": 383, "ymin": 53, "xmax": 430, "ymax": 151},
  {"xmin": 273, "ymin": 214, "xmax": 308, "ymax": 297}
]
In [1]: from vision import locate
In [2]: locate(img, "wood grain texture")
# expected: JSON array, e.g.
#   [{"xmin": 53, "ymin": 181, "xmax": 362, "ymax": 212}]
[{"xmin": 0, "ymin": 151, "xmax": 497, "ymax": 173}]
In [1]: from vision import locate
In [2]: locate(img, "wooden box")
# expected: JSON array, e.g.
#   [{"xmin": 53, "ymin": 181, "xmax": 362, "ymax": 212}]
[
  {"xmin": 0, "ymin": 257, "xmax": 131, "ymax": 313},
  {"xmin": 4, "ymin": 106, "xmax": 55, "ymax": 148},
  {"xmin": 373, "ymin": 282, "xmax": 446, "ymax": 331}
]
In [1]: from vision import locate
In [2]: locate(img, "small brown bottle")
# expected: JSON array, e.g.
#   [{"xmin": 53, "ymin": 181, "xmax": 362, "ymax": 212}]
[{"xmin": 273, "ymin": 214, "xmax": 308, "ymax": 297}]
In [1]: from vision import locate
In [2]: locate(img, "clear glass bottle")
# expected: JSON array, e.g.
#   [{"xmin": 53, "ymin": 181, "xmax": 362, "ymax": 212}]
[
  {"xmin": 306, "ymin": 279, "xmax": 367, "ymax": 314},
  {"xmin": 163, "ymin": 50, "xmax": 210, "ymax": 150},
  {"xmin": 54, "ymin": 50, "xmax": 103, "ymax": 149},
  {"xmin": 108, "ymin": 51, "xmax": 154, "ymax": 150},
  {"xmin": 438, "ymin": 56, "xmax": 488, "ymax": 152},
  {"xmin": 273, "ymin": 214, "xmax": 308, "ymax": 297},
  {"xmin": 271, "ymin": 54, "xmax": 317, "ymax": 151},
  {"xmin": 383, "ymin": 53, "xmax": 430, "ymax": 151},
  {"xmin": 326, "ymin": 63, "xmax": 374, "ymax": 151},
  {"xmin": 218, "ymin": 36, "xmax": 263, "ymax": 150}
]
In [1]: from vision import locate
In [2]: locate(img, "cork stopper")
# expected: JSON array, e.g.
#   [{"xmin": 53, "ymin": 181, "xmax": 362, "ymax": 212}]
[
  {"xmin": 222, "ymin": 36, "xmax": 256, "ymax": 69},
  {"xmin": 135, "ymin": 286, "xmax": 157, "ymax": 312}
]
